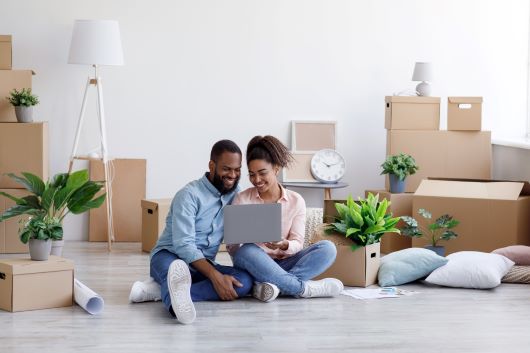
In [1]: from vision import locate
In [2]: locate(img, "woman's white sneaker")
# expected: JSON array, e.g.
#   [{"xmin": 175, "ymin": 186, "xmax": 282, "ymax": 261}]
[
  {"xmin": 300, "ymin": 278, "xmax": 344, "ymax": 298},
  {"xmin": 167, "ymin": 260, "xmax": 196, "ymax": 324},
  {"xmin": 252, "ymin": 282, "xmax": 280, "ymax": 302}
]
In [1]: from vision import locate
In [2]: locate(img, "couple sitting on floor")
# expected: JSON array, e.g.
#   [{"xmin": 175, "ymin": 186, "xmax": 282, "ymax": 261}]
[{"xmin": 129, "ymin": 136, "xmax": 343, "ymax": 324}]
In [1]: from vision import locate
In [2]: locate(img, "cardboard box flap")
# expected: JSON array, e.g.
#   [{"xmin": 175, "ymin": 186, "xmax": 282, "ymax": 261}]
[
  {"xmin": 141, "ymin": 199, "xmax": 172, "ymax": 210},
  {"xmin": 448, "ymin": 97, "xmax": 483, "ymax": 104},
  {"xmin": 428, "ymin": 177, "xmax": 530, "ymax": 196},
  {"xmin": 416, "ymin": 179, "xmax": 526, "ymax": 200},
  {"xmin": 385, "ymin": 96, "xmax": 440, "ymax": 104},
  {"xmin": 0, "ymin": 256, "xmax": 74, "ymax": 275},
  {"xmin": 0, "ymin": 35, "xmax": 11, "ymax": 42}
]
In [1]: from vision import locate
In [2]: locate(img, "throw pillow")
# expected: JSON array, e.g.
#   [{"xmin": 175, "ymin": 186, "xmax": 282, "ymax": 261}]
[
  {"xmin": 425, "ymin": 251, "xmax": 514, "ymax": 289},
  {"xmin": 378, "ymin": 248, "xmax": 448, "ymax": 287},
  {"xmin": 502, "ymin": 265, "xmax": 530, "ymax": 284},
  {"xmin": 492, "ymin": 245, "xmax": 530, "ymax": 266}
]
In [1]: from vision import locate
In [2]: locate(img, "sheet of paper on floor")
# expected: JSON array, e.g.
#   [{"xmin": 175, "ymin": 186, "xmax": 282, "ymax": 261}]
[{"xmin": 341, "ymin": 287, "xmax": 420, "ymax": 300}]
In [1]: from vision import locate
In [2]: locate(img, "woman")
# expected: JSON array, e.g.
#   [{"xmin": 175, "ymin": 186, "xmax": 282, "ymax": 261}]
[{"xmin": 227, "ymin": 135, "xmax": 343, "ymax": 302}]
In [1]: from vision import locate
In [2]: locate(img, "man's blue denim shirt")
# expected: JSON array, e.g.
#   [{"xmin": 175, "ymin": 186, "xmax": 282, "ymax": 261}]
[{"xmin": 151, "ymin": 173, "xmax": 238, "ymax": 264}]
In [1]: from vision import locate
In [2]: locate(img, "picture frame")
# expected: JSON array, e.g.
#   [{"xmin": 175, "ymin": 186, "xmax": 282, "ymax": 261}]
[
  {"xmin": 291, "ymin": 120, "xmax": 337, "ymax": 152},
  {"xmin": 281, "ymin": 152, "xmax": 318, "ymax": 183}
]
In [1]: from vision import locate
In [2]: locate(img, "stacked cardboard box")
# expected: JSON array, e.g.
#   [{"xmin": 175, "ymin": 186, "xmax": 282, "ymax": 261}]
[{"xmin": 0, "ymin": 36, "xmax": 46, "ymax": 254}]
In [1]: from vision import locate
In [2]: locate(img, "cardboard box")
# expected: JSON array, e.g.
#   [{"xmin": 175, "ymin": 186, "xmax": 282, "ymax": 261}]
[
  {"xmin": 385, "ymin": 96, "xmax": 440, "ymax": 130},
  {"xmin": 386, "ymin": 130, "xmax": 491, "ymax": 193},
  {"xmin": 448, "ymin": 97, "xmax": 482, "ymax": 131},
  {"xmin": 0, "ymin": 35, "xmax": 12, "ymax": 69},
  {"xmin": 365, "ymin": 190, "xmax": 413, "ymax": 254},
  {"xmin": 141, "ymin": 198, "xmax": 171, "ymax": 252},
  {"xmin": 323, "ymin": 199, "xmax": 346, "ymax": 223},
  {"xmin": 0, "ymin": 122, "xmax": 49, "ymax": 189},
  {"xmin": 0, "ymin": 189, "xmax": 30, "ymax": 253},
  {"xmin": 0, "ymin": 256, "xmax": 74, "ymax": 312},
  {"xmin": 0, "ymin": 70, "xmax": 35, "ymax": 122},
  {"xmin": 412, "ymin": 178, "xmax": 530, "ymax": 255},
  {"xmin": 89, "ymin": 158, "xmax": 146, "ymax": 242}
]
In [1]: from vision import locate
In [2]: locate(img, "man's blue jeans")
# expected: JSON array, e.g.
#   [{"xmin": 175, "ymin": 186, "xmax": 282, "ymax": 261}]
[
  {"xmin": 232, "ymin": 240, "xmax": 337, "ymax": 296},
  {"xmin": 150, "ymin": 250, "xmax": 253, "ymax": 313}
]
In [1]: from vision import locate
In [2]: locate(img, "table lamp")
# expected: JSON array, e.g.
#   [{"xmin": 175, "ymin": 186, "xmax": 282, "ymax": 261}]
[{"xmin": 412, "ymin": 62, "xmax": 433, "ymax": 96}]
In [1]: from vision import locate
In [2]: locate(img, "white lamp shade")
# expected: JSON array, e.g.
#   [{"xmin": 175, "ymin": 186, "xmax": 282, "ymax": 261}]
[
  {"xmin": 412, "ymin": 62, "xmax": 433, "ymax": 82},
  {"xmin": 68, "ymin": 20, "xmax": 124, "ymax": 66}
]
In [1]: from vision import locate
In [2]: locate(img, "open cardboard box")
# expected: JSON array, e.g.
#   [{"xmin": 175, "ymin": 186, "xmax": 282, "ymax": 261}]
[{"xmin": 412, "ymin": 178, "xmax": 530, "ymax": 254}]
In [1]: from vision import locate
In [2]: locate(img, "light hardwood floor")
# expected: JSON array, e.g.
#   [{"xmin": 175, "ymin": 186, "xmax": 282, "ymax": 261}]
[{"xmin": 1, "ymin": 242, "xmax": 530, "ymax": 353}]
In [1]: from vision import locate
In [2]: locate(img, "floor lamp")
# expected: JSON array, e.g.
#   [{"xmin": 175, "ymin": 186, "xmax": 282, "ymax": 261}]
[{"xmin": 68, "ymin": 19, "xmax": 124, "ymax": 250}]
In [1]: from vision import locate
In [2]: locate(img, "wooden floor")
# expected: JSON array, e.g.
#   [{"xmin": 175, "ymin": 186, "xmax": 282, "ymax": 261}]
[{"xmin": 1, "ymin": 242, "xmax": 530, "ymax": 353}]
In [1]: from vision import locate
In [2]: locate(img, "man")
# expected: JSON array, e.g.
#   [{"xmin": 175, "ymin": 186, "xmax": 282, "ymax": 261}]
[{"xmin": 131, "ymin": 140, "xmax": 253, "ymax": 324}]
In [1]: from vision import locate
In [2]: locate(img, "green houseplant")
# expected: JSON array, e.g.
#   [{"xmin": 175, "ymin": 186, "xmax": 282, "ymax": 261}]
[
  {"xmin": 7, "ymin": 88, "xmax": 39, "ymax": 123},
  {"xmin": 0, "ymin": 170, "xmax": 106, "ymax": 260},
  {"xmin": 401, "ymin": 208, "xmax": 459, "ymax": 256},
  {"xmin": 380, "ymin": 153, "xmax": 419, "ymax": 193}
]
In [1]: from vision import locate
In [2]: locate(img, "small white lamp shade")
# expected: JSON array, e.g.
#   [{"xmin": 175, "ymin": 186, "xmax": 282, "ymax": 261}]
[
  {"xmin": 68, "ymin": 20, "xmax": 124, "ymax": 66},
  {"xmin": 412, "ymin": 62, "xmax": 433, "ymax": 82}
]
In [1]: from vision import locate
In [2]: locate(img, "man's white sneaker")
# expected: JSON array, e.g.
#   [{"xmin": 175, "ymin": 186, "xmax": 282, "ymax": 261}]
[
  {"xmin": 252, "ymin": 282, "xmax": 280, "ymax": 303},
  {"xmin": 300, "ymin": 278, "xmax": 344, "ymax": 298},
  {"xmin": 167, "ymin": 260, "xmax": 196, "ymax": 325},
  {"xmin": 129, "ymin": 277, "xmax": 162, "ymax": 303}
]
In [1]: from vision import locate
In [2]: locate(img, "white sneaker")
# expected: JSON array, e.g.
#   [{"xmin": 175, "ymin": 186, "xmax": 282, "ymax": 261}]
[
  {"xmin": 167, "ymin": 260, "xmax": 196, "ymax": 325},
  {"xmin": 252, "ymin": 282, "xmax": 280, "ymax": 303},
  {"xmin": 300, "ymin": 278, "xmax": 344, "ymax": 298},
  {"xmin": 129, "ymin": 277, "xmax": 162, "ymax": 303}
]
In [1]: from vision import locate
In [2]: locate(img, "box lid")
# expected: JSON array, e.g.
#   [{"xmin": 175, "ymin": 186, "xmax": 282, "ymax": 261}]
[
  {"xmin": 448, "ymin": 97, "xmax": 483, "ymax": 104},
  {"xmin": 0, "ymin": 35, "xmax": 12, "ymax": 43},
  {"xmin": 385, "ymin": 96, "xmax": 440, "ymax": 104},
  {"xmin": 141, "ymin": 198, "xmax": 172, "ymax": 210},
  {"xmin": 415, "ymin": 178, "xmax": 530, "ymax": 200},
  {"xmin": 0, "ymin": 256, "xmax": 74, "ymax": 275}
]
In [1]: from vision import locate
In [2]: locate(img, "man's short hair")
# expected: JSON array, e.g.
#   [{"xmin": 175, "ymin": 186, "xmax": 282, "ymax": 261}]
[{"xmin": 210, "ymin": 140, "xmax": 242, "ymax": 162}]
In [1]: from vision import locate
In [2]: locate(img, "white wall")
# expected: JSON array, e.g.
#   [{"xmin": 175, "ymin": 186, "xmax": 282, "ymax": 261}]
[{"xmin": 1, "ymin": 0, "xmax": 528, "ymax": 240}]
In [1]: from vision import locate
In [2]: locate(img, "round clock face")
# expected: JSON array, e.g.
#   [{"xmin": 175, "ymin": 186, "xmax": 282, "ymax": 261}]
[{"xmin": 310, "ymin": 149, "xmax": 346, "ymax": 183}]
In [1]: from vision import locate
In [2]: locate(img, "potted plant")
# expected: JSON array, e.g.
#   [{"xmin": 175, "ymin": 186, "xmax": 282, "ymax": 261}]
[
  {"xmin": 316, "ymin": 193, "xmax": 401, "ymax": 286},
  {"xmin": 7, "ymin": 88, "xmax": 39, "ymax": 123},
  {"xmin": 0, "ymin": 170, "xmax": 106, "ymax": 260},
  {"xmin": 400, "ymin": 208, "xmax": 459, "ymax": 256},
  {"xmin": 380, "ymin": 153, "xmax": 419, "ymax": 193}
]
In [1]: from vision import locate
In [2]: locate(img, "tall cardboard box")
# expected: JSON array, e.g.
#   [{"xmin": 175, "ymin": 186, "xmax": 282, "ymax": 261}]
[
  {"xmin": 365, "ymin": 190, "xmax": 413, "ymax": 254},
  {"xmin": 386, "ymin": 130, "xmax": 491, "ymax": 192},
  {"xmin": 0, "ymin": 256, "xmax": 74, "ymax": 312},
  {"xmin": 0, "ymin": 122, "xmax": 48, "ymax": 189},
  {"xmin": 0, "ymin": 70, "xmax": 34, "ymax": 122},
  {"xmin": 0, "ymin": 35, "xmax": 12, "ymax": 69},
  {"xmin": 89, "ymin": 158, "xmax": 146, "ymax": 242},
  {"xmin": 0, "ymin": 189, "xmax": 30, "ymax": 253},
  {"xmin": 385, "ymin": 96, "xmax": 440, "ymax": 130},
  {"xmin": 447, "ymin": 97, "xmax": 482, "ymax": 131},
  {"xmin": 412, "ymin": 179, "xmax": 530, "ymax": 255},
  {"xmin": 141, "ymin": 198, "xmax": 171, "ymax": 252}
]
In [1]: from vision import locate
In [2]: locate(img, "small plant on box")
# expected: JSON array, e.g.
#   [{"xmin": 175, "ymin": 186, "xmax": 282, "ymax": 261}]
[
  {"xmin": 325, "ymin": 193, "xmax": 401, "ymax": 251},
  {"xmin": 401, "ymin": 208, "xmax": 459, "ymax": 256},
  {"xmin": 380, "ymin": 153, "xmax": 419, "ymax": 193},
  {"xmin": 0, "ymin": 170, "xmax": 106, "ymax": 260},
  {"xmin": 6, "ymin": 88, "xmax": 39, "ymax": 123}
]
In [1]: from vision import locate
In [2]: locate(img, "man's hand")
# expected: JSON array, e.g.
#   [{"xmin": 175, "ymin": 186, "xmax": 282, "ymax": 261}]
[
  {"xmin": 210, "ymin": 271, "xmax": 243, "ymax": 301},
  {"xmin": 264, "ymin": 240, "xmax": 289, "ymax": 251}
]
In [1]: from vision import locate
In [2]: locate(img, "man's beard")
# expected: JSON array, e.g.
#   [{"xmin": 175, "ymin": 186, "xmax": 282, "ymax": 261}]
[{"xmin": 211, "ymin": 170, "xmax": 239, "ymax": 195}]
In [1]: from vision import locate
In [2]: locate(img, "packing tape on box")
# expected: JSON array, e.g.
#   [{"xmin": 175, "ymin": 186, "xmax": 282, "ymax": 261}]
[{"xmin": 74, "ymin": 278, "xmax": 104, "ymax": 315}]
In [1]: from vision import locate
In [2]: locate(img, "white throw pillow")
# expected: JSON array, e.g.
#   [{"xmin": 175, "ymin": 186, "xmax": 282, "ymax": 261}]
[{"xmin": 425, "ymin": 251, "xmax": 514, "ymax": 289}]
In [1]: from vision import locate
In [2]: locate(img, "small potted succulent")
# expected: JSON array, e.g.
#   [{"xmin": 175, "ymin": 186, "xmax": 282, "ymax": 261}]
[
  {"xmin": 401, "ymin": 208, "xmax": 459, "ymax": 256},
  {"xmin": 380, "ymin": 153, "xmax": 419, "ymax": 193},
  {"xmin": 7, "ymin": 88, "xmax": 39, "ymax": 123},
  {"xmin": 0, "ymin": 170, "xmax": 105, "ymax": 260}
]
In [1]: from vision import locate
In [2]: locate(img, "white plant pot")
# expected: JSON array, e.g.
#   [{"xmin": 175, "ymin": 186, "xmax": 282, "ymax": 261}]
[
  {"xmin": 29, "ymin": 239, "xmax": 52, "ymax": 261},
  {"xmin": 50, "ymin": 239, "xmax": 65, "ymax": 257},
  {"xmin": 14, "ymin": 106, "xmax": 34, "ymax": 123}
]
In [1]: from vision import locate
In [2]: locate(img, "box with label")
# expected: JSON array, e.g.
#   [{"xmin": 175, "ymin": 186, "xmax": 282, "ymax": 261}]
[
  {"xmin": 141, "ymin": 198, "xmax": 171, "ymax": 252},
  {"xmin": 447, "ymin": 97, "xmax": 482, "ymax": 131},
  {"xmin": 385, "ymin": 96, "xmax": 440, "ymax": 130},
  {"xmin": 365, "ymin": 190, "xmax": 413, "ymax": 254},
  {"xmin": 0, "ymin": 189, "xmax": 30, "ymax": 253},
  {"xmin": 89, "ymin": 158, "xmax": 146, "ymax": 242},
  {"xmin": 0, "ymin": 70, "xmax": 35, "ymax": 122},
  {"xmin": 386, "ymin": 130, "xmax": 491, "ymax": 193},
  {"xmin": 0, "ymin": 122, "xmax": 49, "ymax": 189},
  {"xmin": 0, "ymin": 35, "xmax": 12, "ymax": 69},
  {"xmin": 412, "ymin": 178, "xmax": 530, "ymax": 255},
  {"xmin": 0, "ymin": 256, "xmax": 74, "ymax": 312}
]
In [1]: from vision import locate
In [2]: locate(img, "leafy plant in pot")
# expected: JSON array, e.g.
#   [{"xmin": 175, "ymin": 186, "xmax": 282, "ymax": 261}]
[
  {"xmin": 400, "ymin": 208, "xmax": 459, "ymax": 256},
  {"xmin": 380, "ymin": 153, "xmax": 419, "ymax": 193},
  {"xmin": 0, "ymin": 170, "xmax": 106, "ymax": 260},
  {"xmin": 7, "ymin": 88, "xmax": 39, "ymax": 123}
]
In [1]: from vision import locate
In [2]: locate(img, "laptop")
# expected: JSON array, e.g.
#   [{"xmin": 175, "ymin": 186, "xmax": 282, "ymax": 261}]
[{"xmin": 223, "ymin": 203, "xmax": 282, "ymax": 244}]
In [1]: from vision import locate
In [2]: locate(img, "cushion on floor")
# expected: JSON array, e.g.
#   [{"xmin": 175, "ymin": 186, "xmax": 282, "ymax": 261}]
[
  {"xmin": 502, "ymin": 265, "xmax": 530, "ymax": 284},
  {"xmin": 492, "ymin": 245, "xmax": 530, "ymax": 266}
]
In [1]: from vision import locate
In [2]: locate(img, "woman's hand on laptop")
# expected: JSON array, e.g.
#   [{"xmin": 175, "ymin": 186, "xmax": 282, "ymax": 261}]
[
  {"xmin": 210, "ymin": 271, "xmax": 243, "ymax": 301},
  {"xmin": 264, "ymin": 240, "xmax": 289, "ymax": 251}
]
